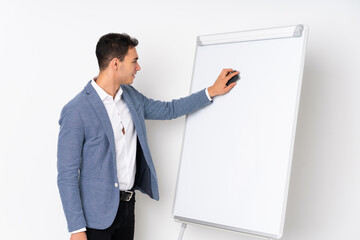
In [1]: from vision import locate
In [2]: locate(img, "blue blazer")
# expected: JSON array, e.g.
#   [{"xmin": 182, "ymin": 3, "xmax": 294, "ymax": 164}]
[{"xmin": 57, "ymin": 80, "xmax": 212, "ymax": 232}]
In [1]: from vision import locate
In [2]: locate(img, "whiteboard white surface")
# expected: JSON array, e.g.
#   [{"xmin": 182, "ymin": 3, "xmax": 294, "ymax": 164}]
[{"xmin": 173, "ymin": 25, "xmax": 308, "ymax": 239}]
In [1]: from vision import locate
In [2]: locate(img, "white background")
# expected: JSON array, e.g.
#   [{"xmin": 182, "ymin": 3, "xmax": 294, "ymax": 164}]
[{"xmin": 0, "ymin": 0, "xmax": 359, "ymax": 240}]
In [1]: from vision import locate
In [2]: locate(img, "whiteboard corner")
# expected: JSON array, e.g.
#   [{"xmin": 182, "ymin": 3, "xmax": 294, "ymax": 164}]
[
  {"xmin": 197, "ymin": 36, "xmax": 204, "ymax": 46},
  {"xmin": 293, "ymin": 24, "xmax": 309, "ymax": 38}
]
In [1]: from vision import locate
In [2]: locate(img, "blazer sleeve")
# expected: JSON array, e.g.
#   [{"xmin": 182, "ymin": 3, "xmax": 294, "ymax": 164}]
[
  {"xmin": 138, "ymin": 88, "xmax": 212, "ymax": 120},
  {"xmin": 57, "ymin": 104, "xmax": 87, "ymax": 232}
]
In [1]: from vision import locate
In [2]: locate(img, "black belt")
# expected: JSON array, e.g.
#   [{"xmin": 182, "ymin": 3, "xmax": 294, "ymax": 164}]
[{"xmin": 120, "ymin": 190, "xmax": 134, "ymax": 201}]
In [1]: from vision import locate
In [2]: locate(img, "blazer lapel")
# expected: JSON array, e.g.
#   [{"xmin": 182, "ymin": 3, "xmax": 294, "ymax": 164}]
[
  {"xmin": 84, "ymin": 81, "xmax": 116, "ymax": 163},
  {"xmin": 121, "ymin": 86, "xmax": 144, "ymax": 137},
  {"xmin": 122, "ymin": 86, "xmax": 158, "ymax": 174}
]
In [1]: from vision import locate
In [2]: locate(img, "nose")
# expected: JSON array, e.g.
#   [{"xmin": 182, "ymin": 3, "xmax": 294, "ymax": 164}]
[{"xmin": 136, "ymin": 62, "xmax": 141, "ymax": 71}]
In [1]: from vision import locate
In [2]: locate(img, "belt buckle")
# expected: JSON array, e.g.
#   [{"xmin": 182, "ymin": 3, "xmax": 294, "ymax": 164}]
[{"xmin": 123, "ymin": 190, "xmax": 133, "ymax": 201}]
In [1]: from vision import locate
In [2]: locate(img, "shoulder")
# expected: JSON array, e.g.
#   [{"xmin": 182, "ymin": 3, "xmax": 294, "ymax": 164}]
[
  {"xmin": 121, "ymin": 84, "xmax": 145, "ymax": 100},
  {"xmin": 121, "ymin": 84, "xmax": 140, "ymax": 95},
  {"xmin": 59, "ymin": 88, "xmax": 88, "ymax": 122},
  {"xmin": 62, "ymin": 91, "xmax": 86, "ymax": 112}
]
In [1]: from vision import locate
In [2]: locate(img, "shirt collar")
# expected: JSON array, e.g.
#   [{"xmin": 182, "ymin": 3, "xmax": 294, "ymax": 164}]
[{"xmin": 91, "ymin": 78, "xmax": 123, "ymax": 103}]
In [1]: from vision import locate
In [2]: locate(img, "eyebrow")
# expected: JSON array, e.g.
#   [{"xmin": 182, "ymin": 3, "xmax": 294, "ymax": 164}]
[{"xmin": 133, "ymin": 57, "xmax": 139, "ymax": 61}]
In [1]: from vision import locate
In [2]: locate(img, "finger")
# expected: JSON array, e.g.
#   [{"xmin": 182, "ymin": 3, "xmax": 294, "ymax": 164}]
[
  {"xmin": 226, "ymin": 70, "xmax": 240, "ymax": 79},
  {"xmin": 223, "ymin": 71, "xmax": 240, "ymax": 85},
  {"xmin": 224, "ymin": 82, "xmax": 237, "ymax": 92},
  {"xmin": 221, "ymin": 68, "xmax": 234, "ymax": 76},
  {"xmin": 223, "ymin": 71, "xmax": 239, "ymax": 84}
]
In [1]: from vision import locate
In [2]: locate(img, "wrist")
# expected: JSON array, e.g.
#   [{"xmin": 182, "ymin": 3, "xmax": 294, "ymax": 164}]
[
  {"xmin": 208, "ymin": 86, "xmax": 215, "ymax": 98},
  {"xmin": 70, "ymin": 231, "xmax": 87, "ymax": 240}
]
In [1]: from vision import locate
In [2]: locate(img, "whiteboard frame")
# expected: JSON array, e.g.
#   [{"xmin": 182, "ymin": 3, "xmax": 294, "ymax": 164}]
[{"xmin": 172, "ymin": 24, "xmax": 309, "ymax": 239}]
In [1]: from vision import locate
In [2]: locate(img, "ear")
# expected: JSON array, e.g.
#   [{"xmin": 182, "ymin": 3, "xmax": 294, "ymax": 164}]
[{"xmin": 109, "ymin": 58, "xmax": 121, "ymax": 71}]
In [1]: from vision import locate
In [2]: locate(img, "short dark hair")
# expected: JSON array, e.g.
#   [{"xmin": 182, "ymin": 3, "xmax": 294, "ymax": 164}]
[{"xmin": 95, "ymin": 33, "xmax": 138, "ymax": 71}]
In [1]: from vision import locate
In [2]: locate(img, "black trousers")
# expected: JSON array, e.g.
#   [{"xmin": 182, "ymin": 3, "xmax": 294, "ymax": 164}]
[{"xmin": 86, "ymin": 194, "xmax": 135, "ymax": 240}]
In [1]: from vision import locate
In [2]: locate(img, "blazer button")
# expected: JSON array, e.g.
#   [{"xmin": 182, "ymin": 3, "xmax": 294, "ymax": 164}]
[{"xmin": 114, "ymin": 183, "xmax": 118, "ymax": 188}]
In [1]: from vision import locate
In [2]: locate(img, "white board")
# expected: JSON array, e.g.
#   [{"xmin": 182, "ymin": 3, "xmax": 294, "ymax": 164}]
[{"xmin": 173, "ymin": 25, "xmax": 308, "ymax": 239}]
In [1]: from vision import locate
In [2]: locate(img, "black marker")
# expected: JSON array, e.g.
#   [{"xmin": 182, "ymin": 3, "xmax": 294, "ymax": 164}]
[{"xmin": 226, "ymin": 70, "xmax": 240, "ymax": 86}]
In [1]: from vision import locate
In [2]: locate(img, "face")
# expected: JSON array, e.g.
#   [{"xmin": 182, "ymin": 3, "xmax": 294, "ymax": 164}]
[{"xmin": 114, "ymin": 47, "xmax": 141, "ymax": 85}]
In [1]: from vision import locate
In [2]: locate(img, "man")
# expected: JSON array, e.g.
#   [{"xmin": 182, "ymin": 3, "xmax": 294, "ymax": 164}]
[{"xmin": 57, "ymin": 33, "xmax": 238, "ymax": 240}]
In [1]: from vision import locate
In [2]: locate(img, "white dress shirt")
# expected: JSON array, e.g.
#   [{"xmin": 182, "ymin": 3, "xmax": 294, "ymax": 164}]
[{"xmin": 91, "ymin": 79, "xmax": 138, "ymax": 191}]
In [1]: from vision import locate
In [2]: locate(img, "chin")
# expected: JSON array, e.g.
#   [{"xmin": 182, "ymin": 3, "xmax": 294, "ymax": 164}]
[
  {"xmin": 119, "ymin": 79, "xmax": 133, "ymax": 85},
  {"xmin": 123, "ymin": 81, "xmax": 133, "ymax": 85}
]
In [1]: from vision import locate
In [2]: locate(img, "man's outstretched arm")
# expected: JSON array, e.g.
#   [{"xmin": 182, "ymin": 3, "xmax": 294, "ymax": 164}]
[{"xmin": 131, "ymin": 69, "xmax": 239, "ymax": 120}]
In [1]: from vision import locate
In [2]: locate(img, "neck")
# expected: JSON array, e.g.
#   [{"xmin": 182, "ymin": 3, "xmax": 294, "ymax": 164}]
[{"xmin": 95, "ymin": 71, "xmax": 120, "ymax": 99}]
